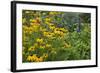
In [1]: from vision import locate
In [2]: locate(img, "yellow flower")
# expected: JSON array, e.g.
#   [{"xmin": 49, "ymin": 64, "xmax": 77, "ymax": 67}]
[
  {"xmin": 54, "ymin": 28, "xmax": 61, "ymax": 34},
  {"xmin": 43, "ymin": 53, "xmax": 48, "ymax": 58},
  {"xmin": 27, "ymin": 55, "xmax": 39, "ymax": 62},
  {"xmin": 30, "ymin": 17, "xmax": 41, "ymax": 24},
  {"xmin": 36, "ymin": 38, "xmax": 43, "ymax": 43},
  {"xmin": 30, "ymin": 19, "xmax": 37, "ymax": 23},
  {"xmin": 32, "ymin": 54, "xmax": 37, "ymax": 58},
  {"xmin": 23, "ymin": 25, "xmax": 28, "ymax": 31},
  {"xmin": 38, "ymin": 57, "xmax": 43, "ymax": 62},
  {"xmin": 59, "ymin": 32, "xmax": 64, "ymax": 37},
  {"xmin": 28, "ymin": 46, "xmax": 35, "ymax": 51},
  {"xmin": 45, "ymin": 18, "xmax": 52, "ymax": 22},
  {"xmin": 27, "ymin": 54, "xmax": 45, "ymax": 62},
  {"xmin": 54, "ymin": 28, "xmax": 66, "ymax": 37},
  {"xmin": 27, "ymin": 56, "xmax": 32, "ymax": 61},
  {"xmin": 30, "ymin": 23, "xmax": 40, "ymax": 26},
  {"xmin": 54, "ymin": 28, "xmax": 59, "ymax": 31},
  {"xmin": 59, "ymin": 28, "xmax": 68, "ymax": 32},
  {"xmin": 31, "ymin": 54, "xmax": 44, "ymax": 62},
  {"xmin": 47, "ymin": 33, "xmax": 53, "ymax": 38},
  {"xmin": 39, "ymin": 45, "xmax": 45, "ymax": 49},
  {"xmin": 46, "ymin": 44, "xmax": 52, "ymax": 48},
  {"xmin": 43, "ymin": 32, "xmax": 48, "ymax": 36},
  {"xmin": 49, "ymin": 25, "xmax": 56, "ymax": 30},
  {"xmin": 49, "ymin": 12, "xmax": 61, "ymax": 15},
  {"xmin": 31, "ymin": 24, "xmax": 40, "ymax": 32},
  {"xmin": 23, "ymin": 25, "xmax": 34, "ymax": 34},
  {"xmin": 43, "ymin": 32, "xmax": 54, "ymax": 38},
  {"xmin": 28, "ymin": 27, "xmax": 34, "ymax": 34}
]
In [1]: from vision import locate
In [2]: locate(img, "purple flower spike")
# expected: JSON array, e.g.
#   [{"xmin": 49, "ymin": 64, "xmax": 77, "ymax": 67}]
[{"xmin": 77, "ymin": 28, "xmax": 80, "ymax": 32}]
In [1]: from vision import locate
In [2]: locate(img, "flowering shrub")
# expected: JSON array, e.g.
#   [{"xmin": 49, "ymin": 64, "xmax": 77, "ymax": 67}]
[{"xmin": 22, "ymin": 10, "xmax": 91, "ymax": 62}]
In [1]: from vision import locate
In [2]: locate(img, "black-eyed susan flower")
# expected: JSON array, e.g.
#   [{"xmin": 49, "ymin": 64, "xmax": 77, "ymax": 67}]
[
  {"xmin": 27, "ymin": 55, "xmax": 32, "ymax": 61},
  {"xmin": 42, "ymin": 53, "xmax": 48, "ymax": 58},
  {"xmin": 45, "ymin": 17, "xmax": 52, "ymax": 22},
  {"xmin": 36, "ymin": 38, "xmax": 43, "ymax": 43},
  {"xmin": 28, "ymin": 46, "xmax": 35, "ymax": 51}
]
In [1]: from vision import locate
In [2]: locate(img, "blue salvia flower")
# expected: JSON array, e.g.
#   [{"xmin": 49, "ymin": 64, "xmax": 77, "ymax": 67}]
[{"xmin": 76, "ymin": 28, "xmax": 80, "ymax": 32}]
